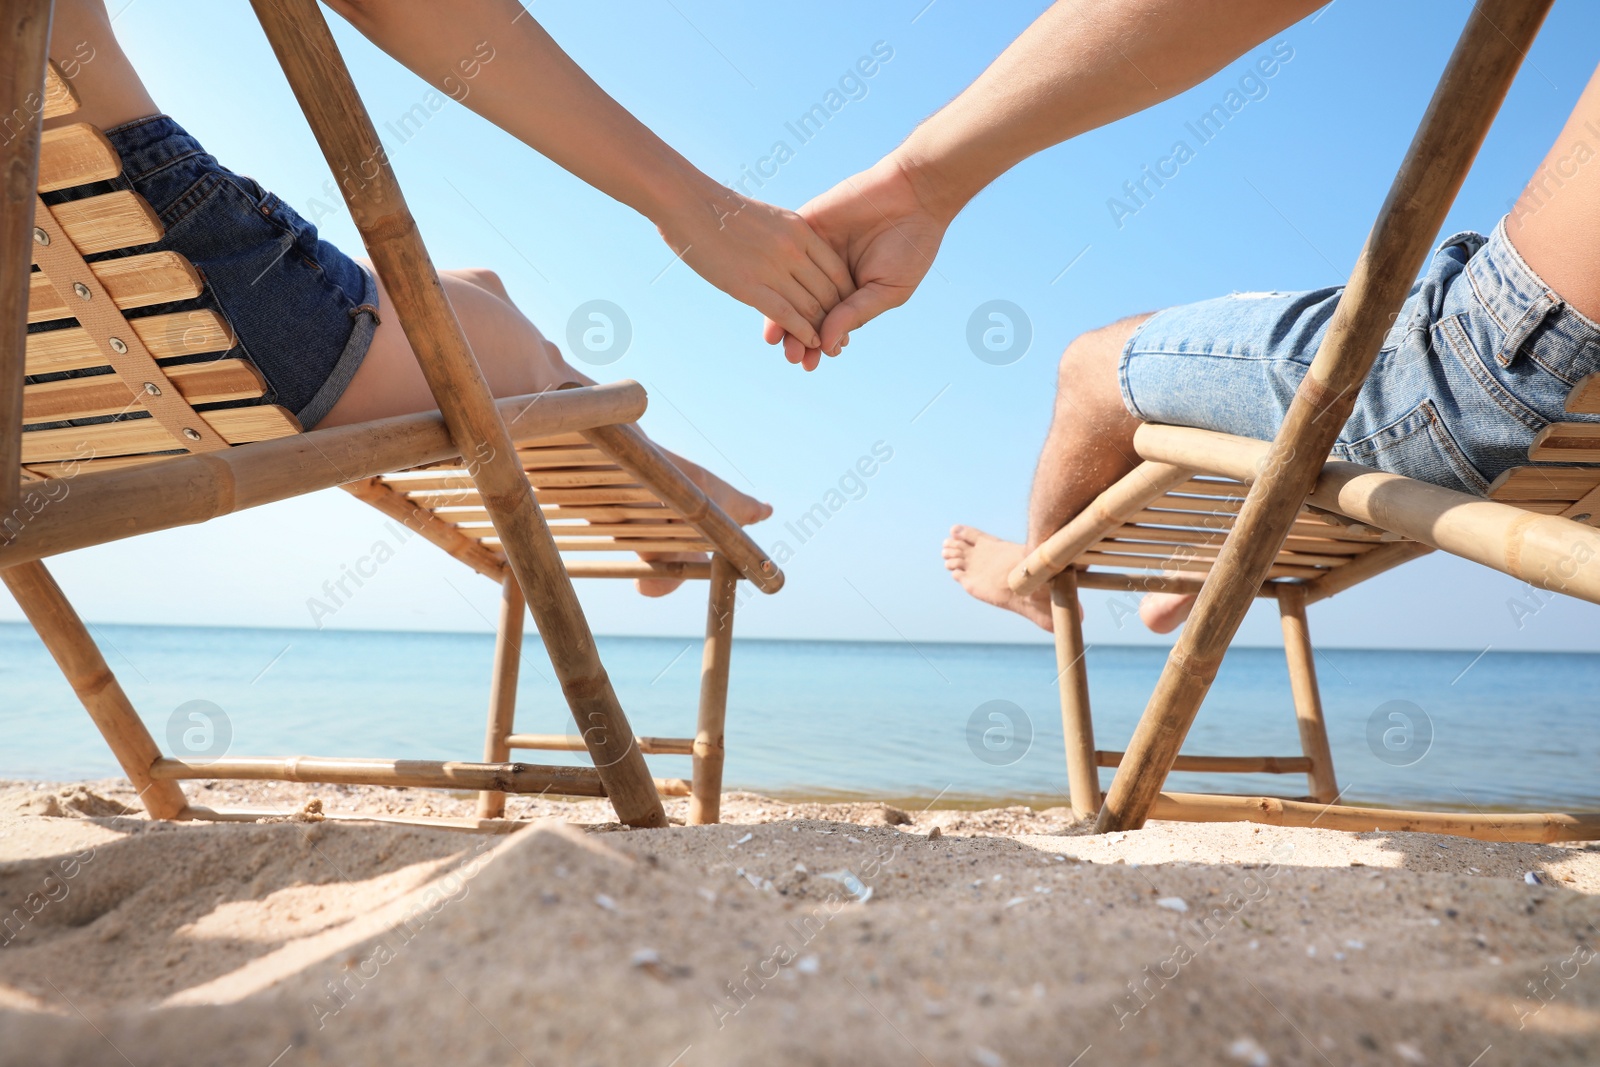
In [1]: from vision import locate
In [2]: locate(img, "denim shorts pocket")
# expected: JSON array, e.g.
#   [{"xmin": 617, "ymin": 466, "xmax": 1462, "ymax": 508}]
[
  {"xmin": 157, "ymin": 171, "xmax": 226, "ymax": 230},
  {"xmin": 1421, "ymin": 403, "xmax": 1492, "ymax": 495},
  {"xmin": 1339, "ymin": 399, "xmax": 1489, "ymax": 496},
  {"xmin": 222, "ymin": 173, "xmax": 279, "ymax": 216},
  {"xmin": 221, "ymin": 175, "xmax": 324, "ymax": 270},
  {"xmin": 1434, "ymin": 313, "xmax": 1545, "ymax": 433}
]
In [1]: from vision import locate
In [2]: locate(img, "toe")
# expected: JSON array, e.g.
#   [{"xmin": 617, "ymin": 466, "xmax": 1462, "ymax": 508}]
[{"xmin": 952, "ymin": 524, "xmax": 996, "ymax": 546}]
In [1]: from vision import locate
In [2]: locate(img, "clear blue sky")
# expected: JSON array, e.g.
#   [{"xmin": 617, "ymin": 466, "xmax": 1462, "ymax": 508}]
[{"xmin": 7, "ymin": 0, "xmax": 1598, "ymax": 652}]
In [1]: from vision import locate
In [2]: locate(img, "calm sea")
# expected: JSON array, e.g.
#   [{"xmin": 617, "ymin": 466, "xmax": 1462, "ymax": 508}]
[{"xmin": 2, "ymin": 622, "xmax": 1596, "ymax": 813}]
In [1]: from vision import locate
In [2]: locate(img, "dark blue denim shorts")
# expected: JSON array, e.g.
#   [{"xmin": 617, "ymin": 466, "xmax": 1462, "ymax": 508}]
[
  {"xmin": 36, "ymin": 115, "xmax": 379, "ymax": 430},
  {"xmin": 1120, "ymin": 217, "xmax": 1600, "ymax": 496}
]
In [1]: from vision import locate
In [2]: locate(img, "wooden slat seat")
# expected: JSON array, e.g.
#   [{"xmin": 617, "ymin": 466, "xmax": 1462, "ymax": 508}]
[
  {"xmin": 1019, "ymin": 350, "xmax": 1600, "ymax": 841},
  {"xmin": 1567, "ymin": 372, "xmax": 1600, "ymax": 414},
  {"xmin": 1070, "ymin": 0, "xmax": 1581, "ymax": 842},
  {"xmin": 27, "ymin": 309, "xmax": 234, "ymax": 373},
  {"xmin": 1487, "ymin": 399, "xmax": 1600, "ymax": 524},
  {"xmin": 4, "ymin": 45, "xmax": 779, "ymax": 831},
  {"xmin": 1488, "ymin": 465, "xmax": 1600, "ymax": 499},
  {"xmin": 1077, "ymin": 475, "xmax": 1406, "ymax": 585},
  {"xmin": 28, "ymin": 252, "xmax": 204, "ymax": 321},
  {"xmin": 1518, "ymin": 372, "xmax": 1600, "ymax": 467},
  {"xmin": 37, "ymin": 123, "xmax": 121, "ymax": 192},
  {"xmin": 20, "ymin": 103, "xmax": 293, "ymax": 478},
  {"xmin": 373, "ymin": 433, "xmax": 732, "ymax": 565},
  {"xmin": 39, "ymin": 58, "xmax": 78, "ymax": 119},
  {"xmin": 22, "ymin": 357, "xmax": 266, "ymax": 423},
  {"xmin": 1529, "ymin": 422, "xmax": 1600, "ymax": 463},
  {"xmin": 35, "ymin": 189, "xmax": 164, "ymax": 256},
  {"xmin": 20, "ymin": 400, "xmax": 299, "ymax": 462}
]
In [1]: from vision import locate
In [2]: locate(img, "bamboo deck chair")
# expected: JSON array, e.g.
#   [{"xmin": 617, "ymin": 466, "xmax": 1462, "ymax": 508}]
[
  {"xmin": 1011, "ymin": 0, "xmax": 1600, "ymax": 845},
  {"xmin": 0, "ymin": 0, "xmax": 781, "ymax": 831}
]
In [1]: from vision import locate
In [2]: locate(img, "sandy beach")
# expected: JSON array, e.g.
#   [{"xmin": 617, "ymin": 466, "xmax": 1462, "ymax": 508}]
[
  {"xmin": 2, "ymin": 779, "xmax": 1598, "ymax": 1065},
  {"xmin": 8, "ymin": 0, "xmax": 1600, "ymax": 1064}
]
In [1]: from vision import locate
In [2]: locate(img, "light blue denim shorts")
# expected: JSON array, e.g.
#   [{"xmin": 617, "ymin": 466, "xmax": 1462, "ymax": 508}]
[{"xmin": 1119, "ymin": 216, "xmax": 1600, "ymax": 496}]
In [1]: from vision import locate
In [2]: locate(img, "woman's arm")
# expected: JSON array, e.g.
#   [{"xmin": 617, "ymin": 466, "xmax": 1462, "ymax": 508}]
[{"xmin": 325, "ymin": 0, "xmax": 851, "ymax": 349}]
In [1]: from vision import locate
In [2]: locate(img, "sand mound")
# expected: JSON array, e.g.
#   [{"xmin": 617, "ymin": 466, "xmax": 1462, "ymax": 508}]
[
  {"xmin": 3, "ymin": 781, "xmax": 1600, "ymax": 1064},
  {"xmin": 4, "ymin": 784, "xmax": 136, "ymax": 820}
]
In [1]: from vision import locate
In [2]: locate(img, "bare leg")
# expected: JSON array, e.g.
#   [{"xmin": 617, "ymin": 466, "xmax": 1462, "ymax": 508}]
[
  {"xmin": 951, "ymin": 55, "xmax": 1600, "ymax": 637},
  {"xmin": 944, "ymin": 314, "xmax": 1149, "ymax": 631},
  {"xmin": 321, "ymin": 266, "xmax": 770, "ymax": 595},
  {"xmin": 319, "ymin": 266, "xmax": 561, "ymax": 427}
]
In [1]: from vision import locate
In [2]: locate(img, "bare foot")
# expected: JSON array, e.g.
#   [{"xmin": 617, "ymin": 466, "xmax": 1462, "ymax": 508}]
[
  {"xmin": 633, "ymin": 552, "xmax": 704, "ymax": 597},
  {"xmin": 636, "ymin": 464, "xmax": 773, "ymax": 597},
  {"xmin": 692, "ymin": 469, "xmax": 773, "ymax": 527},
  {"xmin": 942, "ymin": 525, "xmax": 1054, "ymax": 631},
  {"xmin": 1139, "ymin": 592, "xmax": 1196, "ymax": 634}
]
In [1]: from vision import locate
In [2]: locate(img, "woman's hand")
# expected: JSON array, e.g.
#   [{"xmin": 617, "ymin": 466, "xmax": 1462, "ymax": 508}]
[
  {"xmin": 762, "ymin": 155, "xmax": 952, "ymax": 371},
  {"xmin": 658, "ymin": 180, "xmax": 856, "ymax": 352}
]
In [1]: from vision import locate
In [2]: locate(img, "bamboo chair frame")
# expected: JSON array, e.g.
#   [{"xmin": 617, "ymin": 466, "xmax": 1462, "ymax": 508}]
[
  {"xmin": 1016, "ymin": 0, "xmax": 1600, "ymax": 844},
  {"xmin": 0, "ymin": 0, "xmax": 781, "ymax": 830}
]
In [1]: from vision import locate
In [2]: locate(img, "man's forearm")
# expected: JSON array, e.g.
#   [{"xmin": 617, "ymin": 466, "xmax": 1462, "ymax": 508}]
[
  {"xmin": 325, "ymin": 0, "xmax": 717, "ymax": 227},
  {"xmin": 894, "ymin": 0, "xmax": 1325, "ymax": 220}
]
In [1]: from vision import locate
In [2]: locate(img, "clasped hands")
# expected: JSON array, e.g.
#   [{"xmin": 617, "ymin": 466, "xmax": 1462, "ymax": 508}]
[{"xmin": 659, "ymin": 151, "xmax": 953, "ymax": 373}]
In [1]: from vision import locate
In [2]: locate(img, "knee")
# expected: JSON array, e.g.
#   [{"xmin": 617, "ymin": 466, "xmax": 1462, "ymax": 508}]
[
  {"xmin": 1057, "ymin": 313, "xmax": 1150, "ymax": 390},
  {"xmin": 539, "ymin": 340, "xmax": 574, "ymax": 378},
  {"xmin": 509, "ymin": 337, "xmax": 574, "ymax": 394},
  {"xmin": 1058, "ymin": 320, "xmax": 1118, "ymax": 389},
  {"xmin": 455, "ymin": 267, "xmax": 510, "ymax": 302}
]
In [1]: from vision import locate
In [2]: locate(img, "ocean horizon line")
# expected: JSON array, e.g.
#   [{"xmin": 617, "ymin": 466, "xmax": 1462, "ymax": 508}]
[{"xmin": 0, "ymin": 617, "xmax": 1591, "ymax": 658}]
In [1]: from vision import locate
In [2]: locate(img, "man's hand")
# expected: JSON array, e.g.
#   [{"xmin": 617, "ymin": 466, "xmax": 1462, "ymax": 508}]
[
  {"xmin": 756, "ymin": 0, "xmax": 1323, "ymax": 371},
  {"xmin": 764, "ymin": 155, "xmax": 951, "ymax": 371}
]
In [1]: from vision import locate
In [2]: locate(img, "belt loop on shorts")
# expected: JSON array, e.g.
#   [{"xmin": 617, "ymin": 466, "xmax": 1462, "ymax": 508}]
[
  {"xmin": 1496, "ymin": 288, "xmax": 1558, "ymax": 367},
  {"xmin": 1437, "ymin": 229, "xmax": 1484, "ymax": 257}
]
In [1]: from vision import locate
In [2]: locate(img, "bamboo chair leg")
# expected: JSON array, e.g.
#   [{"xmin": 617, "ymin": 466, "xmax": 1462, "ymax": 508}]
[
  {"xmin": 689, "ymin": 555, "xmax": 738, "ymax": 825},
  {"xmin": 1277, "ymin": 585, "xmax": 1338, "ymax": 804},
  {"xmin": 0, "ymin": 0, "xmax": 52, "ymax": 521},
  {"xmin": 477, "ymin": 573, "xmax": 525, "ymax": 820},
  {"xmin": 2, "ymin": 561, "xmax": 187, "ymax": 818},
  {"xmin": 249, "ymin": 0, "xmax": 665, "ymax": 828},
  {"xmin": 1050, "ymin": 569, "xmax": 1100, "ymax": 818},
  {"xmin": 1096, "ymin": 0, "xmax": 1549, "ymax": 833}
]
